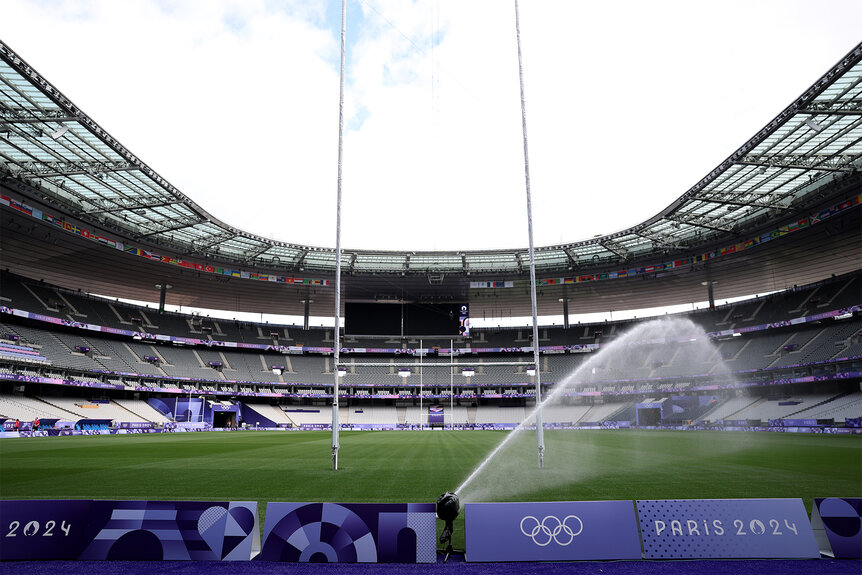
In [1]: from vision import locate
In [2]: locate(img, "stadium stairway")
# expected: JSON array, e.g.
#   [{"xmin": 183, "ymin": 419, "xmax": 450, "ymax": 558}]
[{"xmin": 467, "ymin": 406, "xmax": 477, "ymax": 424}]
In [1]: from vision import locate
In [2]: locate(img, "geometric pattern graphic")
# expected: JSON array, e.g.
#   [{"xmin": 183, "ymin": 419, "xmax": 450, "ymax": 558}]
[
  {"xmin": 636, "ymin": 499, "xmax": 819, "ymax": 559},
  {"xmin": 811, "ymin": 497, "xmax": 862, "ymax": 558},
  {"xmin": 197, "ymin": 504, "xmax": 258, "ymax": 560},
  {"xmin": 76, "ymin": 500, "xmax": 259, "ymax": 561},
  {"xmin": 407, "ymin": 512, "xmax": 437, "ymax": 562},
  {"xmin": 79, "ymin": 502, "xmax": 188, "ymax": 560},
  {"xmin": 0, "ymin": 499, "xmax": 259, "ymax": 561},
  {"xmin": 261, "ymin": 502, "xmax": 436, "ymax": 563}
]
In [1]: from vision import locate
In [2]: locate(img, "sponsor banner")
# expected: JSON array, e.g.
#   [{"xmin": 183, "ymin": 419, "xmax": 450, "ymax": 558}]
[
  {"xmin": 261, "ymin": 502, "xmax": 436, "ymax": 563},
  {"xmin": 0, "ymin": 500, "xmax": 259, "ymax": 561},
  {"xmin": 811, "ymin": 497, "xmax": 862, "ymax": 558},
  {"xmin": 636, "ymin": 498, "xmax": 818, "ymax": 559},
  {"xmin": 465, "ymin": 501, "xmax": 641, "ymax": 562}
]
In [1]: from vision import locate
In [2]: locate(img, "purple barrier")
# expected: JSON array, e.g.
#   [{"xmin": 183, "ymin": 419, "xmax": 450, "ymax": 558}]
[
  {"xmin": 300, "ymin": 423, "xmax": 331, "ymax": 430},
  {"xmin": 261, "ymin": 502, "xmax": 436, "ymax": 563},
  {"xmin": 770, "ymin": 418, "xmax": 820, "ymax": 427},
  {"xmin": 465, "ymin": 500, "xmax": 641, "ymax": 562},
  {"xmin": 0, "ymin": 499, "xmax": 260, "ymax": 561},
  {"xmin": 636, "ymin": 499, "xmax": 819, "ymax": 559},
  {"xmin": 811, "ymin": 498, "xmax": 862, "ymax": 559}
]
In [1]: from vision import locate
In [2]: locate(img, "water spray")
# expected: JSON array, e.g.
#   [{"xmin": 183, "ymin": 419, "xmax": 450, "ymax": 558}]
[{"xmin": 456, "ymin": 317, "xmax": 732, "ymax": 502}]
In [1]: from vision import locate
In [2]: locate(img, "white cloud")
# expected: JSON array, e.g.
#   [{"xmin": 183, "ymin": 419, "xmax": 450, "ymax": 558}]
[{"xmin": 2, "ymin": 0, "xmax": 860, "ymax": 251}]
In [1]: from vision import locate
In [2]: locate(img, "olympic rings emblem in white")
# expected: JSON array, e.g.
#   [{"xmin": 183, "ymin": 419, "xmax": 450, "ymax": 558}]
[{"xmin": 519, "ymin": 515, "xmax": 583, "ymax": 546}]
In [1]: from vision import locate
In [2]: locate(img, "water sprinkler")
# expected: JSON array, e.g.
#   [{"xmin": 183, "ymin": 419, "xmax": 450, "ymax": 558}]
[{"xmin": 436, "ymin": 491, "xmax": 461, "ymax": 561}]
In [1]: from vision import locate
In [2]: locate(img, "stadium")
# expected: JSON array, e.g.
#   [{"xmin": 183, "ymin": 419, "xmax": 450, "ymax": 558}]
[{"xmin": 1, "ymin": 3, "xmax": 861, "ymax": 573}]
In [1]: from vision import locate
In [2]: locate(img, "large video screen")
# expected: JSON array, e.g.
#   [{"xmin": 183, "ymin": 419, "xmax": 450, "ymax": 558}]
[{"xmin": 345, "ymin": 302, "xmax": 468, "ymax": 336}]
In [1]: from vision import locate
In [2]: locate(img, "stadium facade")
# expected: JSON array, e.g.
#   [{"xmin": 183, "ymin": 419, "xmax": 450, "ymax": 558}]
[{"xmin": 0, "ymin": 39, "xmax": 860, "ymax": 432}]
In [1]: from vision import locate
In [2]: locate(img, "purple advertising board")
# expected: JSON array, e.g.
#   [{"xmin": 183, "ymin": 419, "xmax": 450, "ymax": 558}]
[
  {"xmin": 118, "ymin": 421, "xmax": 155, "ymax": 429},
  {"xmin": 428, "ymin": 405, "xmax": 444, "ymax": 425},
  {"xmin": 464, "ymin": 501, "xmax": 641, "ymax": 562},
  {"xmin": 811, "ymin": 497, "xmax": 862, "ymax": 558},
  {"xmin": 300, "ymin": 423, "xmax": 331, "ymax": 430},
  {"xmin": 0, "ymin": 500, "xmax": 92, "ymax": 560},
  {"xmin": 261, "ymin": 502, "xmax": 436, "ymax": 563},
  {"xmin": 0, "ymin": 500, "xmax": 259, "ymax": 561},
  {"xmin": 636, "ymin": 499, "xmax": 819, "ymax": 559}
]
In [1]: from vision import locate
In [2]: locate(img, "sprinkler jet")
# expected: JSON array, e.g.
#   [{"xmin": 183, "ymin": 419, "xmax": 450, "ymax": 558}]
[{"xmin": 436, "ymin": 492, "xmax": 461, "ymax": 561}]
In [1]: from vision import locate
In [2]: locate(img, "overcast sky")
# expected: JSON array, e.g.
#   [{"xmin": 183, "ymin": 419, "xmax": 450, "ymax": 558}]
[{"xmin": 3, "ymin": 1, "xmax": 860, "ymax": 253}]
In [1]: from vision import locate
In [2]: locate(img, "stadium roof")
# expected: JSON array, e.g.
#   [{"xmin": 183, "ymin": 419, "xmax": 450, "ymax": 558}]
[{"xmin": 2, "ymin": 39, "xmax": 860, "ymax": 280}]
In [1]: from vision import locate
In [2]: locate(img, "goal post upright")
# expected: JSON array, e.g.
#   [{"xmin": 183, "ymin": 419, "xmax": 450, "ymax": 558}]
[
  {"xmin": 514, "ymin": 0, "xmax": 544, "ymax": 468},
  {"xmin": 331, "ymin": 0, "xmax": 346, "ymax": 471}
]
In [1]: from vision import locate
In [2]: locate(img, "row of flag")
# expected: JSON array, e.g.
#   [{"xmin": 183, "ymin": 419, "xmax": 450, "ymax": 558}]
[
  {"xmin": 538, "ymin": 194, "xmax": 860, "ymax": 286},
  {"xmin": 2, "ymin": 192, "xmax": 858, "ymax": 290},
  {"xmin": 0, "ymin": 193, "xmax": 329, "ymax": 287}
]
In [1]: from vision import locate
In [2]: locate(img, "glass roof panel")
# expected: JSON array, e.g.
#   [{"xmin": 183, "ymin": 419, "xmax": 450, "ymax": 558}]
[{"xmin": 1, "ymin": 40, "xmax": 859, "ymax": 278}]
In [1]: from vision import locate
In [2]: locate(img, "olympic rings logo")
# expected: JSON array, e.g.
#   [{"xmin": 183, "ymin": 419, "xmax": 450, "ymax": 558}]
[{"xmin": 519, "ymin": 515, "xmax": 584, "ymax": 546}]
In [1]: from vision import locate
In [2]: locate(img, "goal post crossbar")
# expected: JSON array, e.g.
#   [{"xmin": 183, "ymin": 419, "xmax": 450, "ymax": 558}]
[{"xmin": 335, "ymin": 361, "xmax": 537, "ymax": 368}]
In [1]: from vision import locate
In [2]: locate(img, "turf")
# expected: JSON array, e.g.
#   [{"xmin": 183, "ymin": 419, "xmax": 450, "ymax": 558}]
[{"xmin": 1, "ymin": 430, "xmax": 859, "ymax": 548}]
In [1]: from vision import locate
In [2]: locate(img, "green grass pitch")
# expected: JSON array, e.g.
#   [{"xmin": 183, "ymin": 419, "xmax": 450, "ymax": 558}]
[{"xmin": 1, "ymin": 430, "xmax": 859, "ymax": 548}]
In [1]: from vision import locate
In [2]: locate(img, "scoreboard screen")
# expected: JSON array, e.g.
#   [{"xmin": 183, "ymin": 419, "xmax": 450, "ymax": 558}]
[{"xmin": 345, "ymin": 302, "xmax": 469, "ymax": 337}]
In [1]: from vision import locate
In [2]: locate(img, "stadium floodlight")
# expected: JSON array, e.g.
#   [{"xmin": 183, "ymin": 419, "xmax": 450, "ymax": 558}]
[
  {"xmin": 804, "ymin": 118, "xmax": 823, "ymax": 133},
  {"xmin": 50, "ymin": 125, "xmax": 69, "ymax": 140}
]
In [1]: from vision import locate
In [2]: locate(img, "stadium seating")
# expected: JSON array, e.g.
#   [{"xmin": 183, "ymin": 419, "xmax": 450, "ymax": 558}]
[
  {"xmin": 728, "ymin": 394, "xmax": 838, "ymax": 422},
  {"xmin": 1, "ymin": 269, "xmax": 859, "ymax": 428},
  {"xmin": 0, "ymin": 395, "xmax": 78, "ymax": 421},
  {"xmin": 241, "ymin": 403, "xmax": 294, "ymax": 426},
  {"xmin": 113, "ymin": 399, "xmax": 173, "ymax": 424},
  {"xmin": 791, "ymin": 391, "xmax": 862, "ymax": 422}
]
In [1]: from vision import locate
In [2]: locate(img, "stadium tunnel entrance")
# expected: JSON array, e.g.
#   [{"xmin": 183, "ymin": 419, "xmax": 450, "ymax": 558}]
[{"xmin": 213, "ymin": 410, "xmax": 235, "ymax": 428}]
